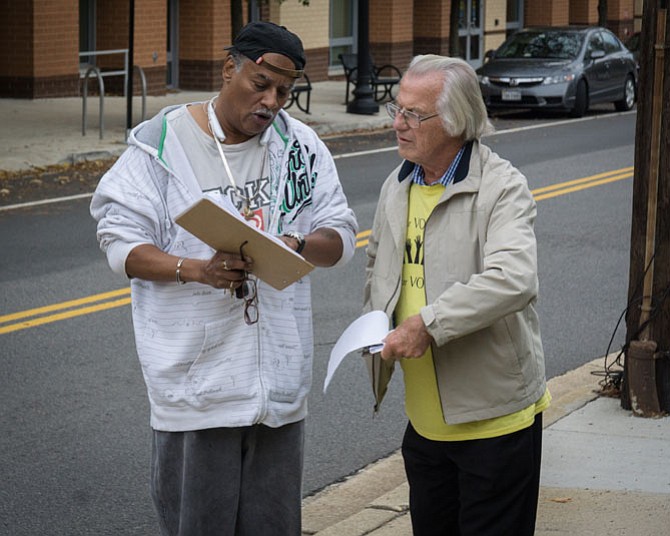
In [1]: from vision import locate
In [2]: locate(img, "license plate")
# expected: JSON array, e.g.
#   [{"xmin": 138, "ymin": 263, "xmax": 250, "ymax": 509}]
[{"xmin": 502, "ymin": 89, "xmax": 522, "ymax": 101}]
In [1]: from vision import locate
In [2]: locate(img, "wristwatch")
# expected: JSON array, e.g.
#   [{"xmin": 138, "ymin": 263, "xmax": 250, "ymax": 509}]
[{"xmin": 283, "ymin": 231, "xmax": 306, "ymax": 254}]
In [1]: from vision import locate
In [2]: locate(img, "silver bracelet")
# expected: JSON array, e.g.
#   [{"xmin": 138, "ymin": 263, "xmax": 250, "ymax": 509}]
[{"xmin": 175, "ymin": 257, "xmax": 187, "ymax": 285}]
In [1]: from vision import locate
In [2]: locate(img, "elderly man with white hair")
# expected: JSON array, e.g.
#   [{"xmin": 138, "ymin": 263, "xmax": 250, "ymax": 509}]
[{"xmin": 364, "ymin": 54, "xmax": 550, "ymax": 536}]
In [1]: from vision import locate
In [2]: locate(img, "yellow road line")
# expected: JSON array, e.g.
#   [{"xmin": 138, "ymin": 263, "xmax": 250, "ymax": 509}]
[
  {"xmin": 0, "ymin": 287, "xmax": 130, "ymax": 324},
  {"xmin": 1, "ymin": 167, "xmax": 634, "ymax": 335},
  {"xmin": 531, "ymin": 167, "xmax": 633, "ymax": 195},
  {"xmin": 533, "ymin": 172, "xmax": 632, "ymax": 201},
  {"xmin": 0, "ymin": 297, "xmax": 131, "ymax": 335}
]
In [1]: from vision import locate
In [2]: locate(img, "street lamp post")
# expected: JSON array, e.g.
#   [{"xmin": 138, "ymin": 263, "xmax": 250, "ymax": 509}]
[
  {"xmin": 126, "ymin": 0, "xmax": 135, "ymax": 139},
  {"xmin": 347, "ymin": 0, "xmax": 379, "ymax": 115}
]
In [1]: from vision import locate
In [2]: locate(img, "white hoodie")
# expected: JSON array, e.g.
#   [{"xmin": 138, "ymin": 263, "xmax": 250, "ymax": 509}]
[{"xmin": 90, "ymin": 104, "xmax": 358, "ymax": 431}]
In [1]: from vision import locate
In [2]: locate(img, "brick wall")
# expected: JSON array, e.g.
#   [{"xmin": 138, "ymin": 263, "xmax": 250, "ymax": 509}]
[
  {"xmin": 90, "ymin": 0, "xmax": 166, "ymax": 96},
  {"xmin": 370, "ymin": 0, "xmax": 413, "ymax": 70},
  {"xmin": 413, "ymin": 0, "xmax": 450, "ymax": 57},
  {"xmin": 179, "ymin": 0, "xmax": 229, "ymax": 91},
  {"xmin": 97, "ymin": 0, "xmax": 129, "ymax": 69},
  {"xmin": 0, "ymin": 1, "xmax": 32, "ymax": 77},
  {"xmin": 0, "ymin": 1, "xmax": 33, "ymax": 96},
  {"xmin": 4, "ymin": 0, "xmax": 632, "ymax": 99},
  {"xmin": 135, "ymin": 0, "xmax": 167, "ymax": 94},
  {"xmin": 0, "ymin": 0, "xmax": 79, "ymax": 97},
  {"xmin": 569, "ymin": 0, "xmax": 598, "ymax": 25},
  {"xmin": 34, "ymin": 0, "xmax": 79, "ymax": 77},
  {"xmin": 607, "ymin": 0, "xmax": 635, "ymax": 39},
  {"xmin": 271, "ymin": 0, "xmax": 329, "ymax": 81},
  {"xmin": 525, "ymin": 0, "xmax": 569, "ymax": 26}
]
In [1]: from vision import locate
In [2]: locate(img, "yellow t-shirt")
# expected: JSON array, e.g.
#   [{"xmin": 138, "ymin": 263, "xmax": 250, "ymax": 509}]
[{"xmin": 397, "ymin": 182, "xmax": 550, "ymax": 441}]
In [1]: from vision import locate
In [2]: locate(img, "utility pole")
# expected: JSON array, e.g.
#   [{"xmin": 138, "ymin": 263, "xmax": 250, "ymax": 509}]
[
  {"xmin": 622, "ymin": 0, "xmax": 669, "ymax": 416},
  {"xmin": 125, "ymin": 0, "xmax": 135, "ymax": 139}
]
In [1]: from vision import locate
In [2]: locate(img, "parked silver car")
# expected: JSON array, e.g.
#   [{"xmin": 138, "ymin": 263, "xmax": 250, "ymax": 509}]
[{"xmin": 476, "ymin": 26, "xmax": 637, "ymax": 117}]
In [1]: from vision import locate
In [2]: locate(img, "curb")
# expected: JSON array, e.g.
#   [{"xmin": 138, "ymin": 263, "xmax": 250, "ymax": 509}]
[{"xmin": 301, "ymin": 356, "xmax": 609, "ymax": 535}]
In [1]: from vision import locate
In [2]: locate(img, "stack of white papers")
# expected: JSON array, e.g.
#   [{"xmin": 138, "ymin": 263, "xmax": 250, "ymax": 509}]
[{"xmin": 324, "ymin": 310, "xmax": 390, "ymax": 393}]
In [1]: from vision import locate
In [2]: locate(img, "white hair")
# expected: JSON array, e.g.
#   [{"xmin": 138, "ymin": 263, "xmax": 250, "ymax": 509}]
[{"xmin": 406, "ymin": 54, "xmax": 494, "ymax": 140}]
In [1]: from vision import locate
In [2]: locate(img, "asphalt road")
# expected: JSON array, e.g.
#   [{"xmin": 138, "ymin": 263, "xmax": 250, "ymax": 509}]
[{"xmin": 0, "ymin": 108, "xmax": 636, "ymax": 535}]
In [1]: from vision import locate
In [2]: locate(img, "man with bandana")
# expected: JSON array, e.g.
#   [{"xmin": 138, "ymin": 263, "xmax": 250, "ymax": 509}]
[{"xmin": 91, "ymin": 21, "xmax": 357, "ymax": 535}]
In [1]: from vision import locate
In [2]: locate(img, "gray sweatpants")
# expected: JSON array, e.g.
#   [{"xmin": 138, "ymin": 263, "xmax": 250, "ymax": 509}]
[{"xmin": 150, "ymin": 421, "xmax": 305, "ymax": 536}]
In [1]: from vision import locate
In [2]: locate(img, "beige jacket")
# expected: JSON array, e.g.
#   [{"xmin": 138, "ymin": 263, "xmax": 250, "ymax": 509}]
[{"xmin": 364, "ymin": 140, "xmax": 546, "ymax": 425}]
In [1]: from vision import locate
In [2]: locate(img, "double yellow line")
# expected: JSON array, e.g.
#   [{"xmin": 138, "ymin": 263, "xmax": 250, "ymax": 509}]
[
  {"xmin": 533, "ymin": 166, "xmax": 633, "ymax": 201},
  {"xmin": 0, "ymin": 288, "xmax": 131, "ymax": 335},
  {"xmin": 0, "ymin": 166, "xmax": 633, "ymax": 335}
]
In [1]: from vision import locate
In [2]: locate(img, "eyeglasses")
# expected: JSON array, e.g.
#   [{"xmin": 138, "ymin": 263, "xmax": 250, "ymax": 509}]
[
  {"xmin": 385, "ymin": 102, "xmax": 439, "ymax": 129},
  {"xmin": 235, "ymin": 242, "xmax": 259, "ymax": 325}
]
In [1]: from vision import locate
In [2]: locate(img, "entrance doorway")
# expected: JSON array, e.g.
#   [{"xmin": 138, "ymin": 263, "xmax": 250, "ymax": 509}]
[{"xmin": 458, "ymin": 0, "xmax": 484, "ymax": 68}]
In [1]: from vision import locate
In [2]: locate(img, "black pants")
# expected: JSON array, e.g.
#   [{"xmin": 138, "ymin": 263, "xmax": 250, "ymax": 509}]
[
  {"xmin": 151, "ymin": 422, "xmax": 304, "ymax": 536},
  {"xmin": 402, "ymin": 413, "xmax": 543, "ymax": 536}
]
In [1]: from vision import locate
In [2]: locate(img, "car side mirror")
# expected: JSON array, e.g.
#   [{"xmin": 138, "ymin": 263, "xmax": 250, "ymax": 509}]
[
  {"xmin": 590, "ymin": 49, "xmax": 606, "ymax": 59},
  {"xmin": 485, "ymin": 49, "xmax": 496, "ymax": 60}
]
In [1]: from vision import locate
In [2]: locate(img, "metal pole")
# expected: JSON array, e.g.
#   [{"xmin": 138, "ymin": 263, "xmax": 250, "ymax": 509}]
[
  {"xmin": 126, "ymin": 0, "xmax": 135, "ymax": 139},
  {"xmin": 346, "ymin": 0, "xmax": 379, "ymax": 115}
]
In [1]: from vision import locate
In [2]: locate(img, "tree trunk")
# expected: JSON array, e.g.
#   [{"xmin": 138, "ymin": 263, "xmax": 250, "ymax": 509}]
[{"xmin": 623, "ymin": 0, "xmax": 670, "ymax": 414}]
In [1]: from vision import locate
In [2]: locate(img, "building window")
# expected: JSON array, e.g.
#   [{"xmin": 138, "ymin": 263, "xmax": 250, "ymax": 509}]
[
  {"xmin": 506, "ymin": 0, "xmax": 524, "ymax": 38},
  {"xmin": 330, "ymin": 0, "xmax": 357, "ymax": 68}
]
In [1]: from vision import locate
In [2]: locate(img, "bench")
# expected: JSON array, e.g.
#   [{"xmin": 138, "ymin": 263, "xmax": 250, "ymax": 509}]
[
  {"xmin": 339, "ymin": 53, "xmax": 402, "ymax": 105},
  {"xmin": 284, "ymin": 73, "xmax": 312, "ymax": 114}
]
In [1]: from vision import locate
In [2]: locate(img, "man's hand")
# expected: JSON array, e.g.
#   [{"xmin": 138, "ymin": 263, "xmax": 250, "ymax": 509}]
[
  {"xmin": 380, "ymin": 314, "xmax": 433, "ymax": 361},
  {"xmin": 125, "ymin": 244, "xmax": 253, "ymax": 291},
  {"xmin": 200, "ymin": 250, "xmax": 253, "ymax": 291}
]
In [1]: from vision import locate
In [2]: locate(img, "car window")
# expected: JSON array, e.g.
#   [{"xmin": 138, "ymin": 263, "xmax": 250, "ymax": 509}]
[
  {"xmin": 588, "ymin": 33, "xmax": 605, "ymax": 55},
  {"xmin": 601, "ymin": 30, "xmax": 622, "ymax": 53},
  {"xmin": 496, "ymin": 31, "xmax": 583, "ymax": 60}
]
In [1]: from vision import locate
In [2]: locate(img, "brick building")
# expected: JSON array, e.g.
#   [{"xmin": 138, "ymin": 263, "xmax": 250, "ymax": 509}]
[{"xmin": 0, "ymin": 0, "xmax": 641, "ymax": 99}]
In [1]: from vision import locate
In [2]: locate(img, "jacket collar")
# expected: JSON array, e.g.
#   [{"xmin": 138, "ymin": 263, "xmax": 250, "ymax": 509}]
[{"xmin": 397, "ymin": 140, "xmax": 474, "ymax": 185}]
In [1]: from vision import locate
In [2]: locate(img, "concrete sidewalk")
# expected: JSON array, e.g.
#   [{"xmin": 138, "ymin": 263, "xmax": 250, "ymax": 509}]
[
  {"xmin": 1, "ymin": 82, "xmax": 668, "ymax": 535},
  {"xmin": 0, "ymin": 80, "xmax": 392, "ymax": 174},
  {"xmin": 301, "ymin": 357, "xmax": 670, "ymax": 535}
]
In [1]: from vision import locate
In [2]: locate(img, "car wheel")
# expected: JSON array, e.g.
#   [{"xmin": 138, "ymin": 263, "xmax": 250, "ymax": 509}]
[
  {"xmin": 570, "ymin": 80, "xmax": 588, "ymax": 118},
  {"xmin": 614, "ymin": 75, "xmax": 636, "ymax": 111}
]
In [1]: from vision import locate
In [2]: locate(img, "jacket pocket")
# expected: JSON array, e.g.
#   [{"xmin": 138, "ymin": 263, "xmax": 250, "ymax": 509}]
[
  {"xmin": 260, "ymin": 308, "xmax": 308, "ymax": 404},
  {"xmin": 182, "ymin": 317, "xmax": 260, "ymax": 407}
]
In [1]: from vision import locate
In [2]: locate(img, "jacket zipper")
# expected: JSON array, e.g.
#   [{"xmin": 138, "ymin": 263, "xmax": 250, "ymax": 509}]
[{"xmin": 254, "ymin": 285, "xmax": 268, "ymax": 423}]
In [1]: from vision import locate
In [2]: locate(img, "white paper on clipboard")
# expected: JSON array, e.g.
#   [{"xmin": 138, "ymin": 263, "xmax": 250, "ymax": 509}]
[{"xmin": 324, "ymin": 310, "xmax": 391, "ymax": 393}]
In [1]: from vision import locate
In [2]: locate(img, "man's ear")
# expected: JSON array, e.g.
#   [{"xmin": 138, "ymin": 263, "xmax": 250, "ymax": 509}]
[{"xmin": 222, "ymin": 55, "xmax": 237, "ymax": 83}]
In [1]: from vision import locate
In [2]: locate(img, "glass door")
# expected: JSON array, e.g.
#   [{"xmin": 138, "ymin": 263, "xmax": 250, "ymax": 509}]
[{"xmin": 458, "ymin": 0, "xmax": 483, "ymax": 69}]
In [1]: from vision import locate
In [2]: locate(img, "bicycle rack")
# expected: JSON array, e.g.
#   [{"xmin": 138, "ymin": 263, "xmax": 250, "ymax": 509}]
[
  {"xmin": 81, "ymin": 57, "xmax": 147, "ymax": 139},
  {"xmin": 82, "ymin": 65, "xmax": 105, "ymax": 139}
]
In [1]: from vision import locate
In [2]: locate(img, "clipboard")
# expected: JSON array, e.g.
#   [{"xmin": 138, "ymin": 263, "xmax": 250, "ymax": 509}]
[{"xmin": 175, "ymin": 198, "xmax": 314, "ymax": 290}]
